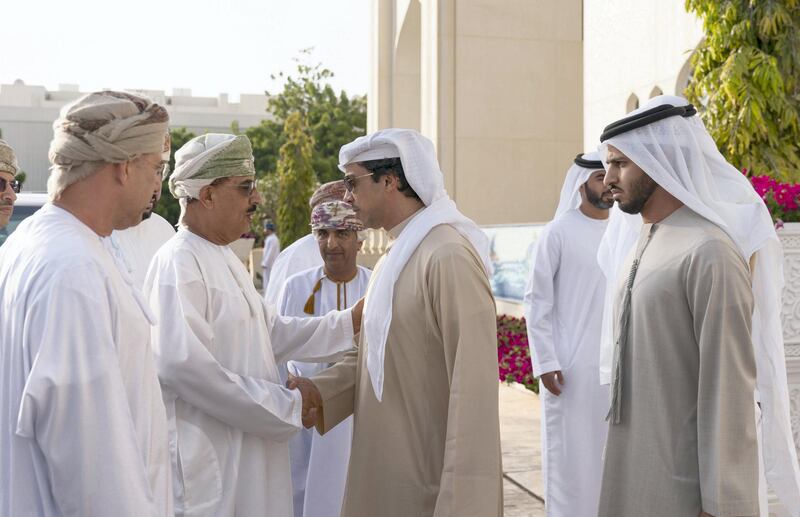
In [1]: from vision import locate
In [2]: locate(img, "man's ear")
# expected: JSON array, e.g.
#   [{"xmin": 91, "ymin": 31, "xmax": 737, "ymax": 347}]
[
  {"xmin": 198, "ymin": 184, "xmax": 215, "ymax": 208},
  {"xmin": 384, "ymin": 173, "xmax": 398, "ymax": 192},
  {"xmin": 111, "ymin": 161, "xmax": 129, "ymax": 185}
]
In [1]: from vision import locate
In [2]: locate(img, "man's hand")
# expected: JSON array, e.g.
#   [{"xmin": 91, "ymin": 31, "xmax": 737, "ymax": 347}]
[
  {"xmin": 287, "ymin": 374, "xmax": 323, "ymax": 428},
  {"xmin": 351, "ymin": 298, "xmax": 364, "ymax": 335},
  {"xmin": 540, "ymin": 371, "xmax": 564, "ymax": 396}
]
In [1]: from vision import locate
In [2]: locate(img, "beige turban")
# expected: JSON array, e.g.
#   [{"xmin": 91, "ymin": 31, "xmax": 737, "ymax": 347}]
[
  {"xmin": 49, "ymin": 91, "xmax": 169, "ymax": 171},
  {"xmin": 0, "ymin": 140, "xmax": 18, "ymax": 177}
]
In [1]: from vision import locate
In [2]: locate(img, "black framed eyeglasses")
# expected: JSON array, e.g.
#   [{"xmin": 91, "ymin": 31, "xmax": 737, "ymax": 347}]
[
  {"xmin": 0, "ymin": 178, "xmax": 21, "ymax": 194},
  {"xmin": 343, "ymin": 172, "xmax": 375, "ymax": 193}
]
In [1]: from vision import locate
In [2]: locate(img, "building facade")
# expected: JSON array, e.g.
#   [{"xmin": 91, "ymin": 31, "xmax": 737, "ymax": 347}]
[{"xmin": 0, "ymin": 81, "xmax": 271, "ymax": 192}]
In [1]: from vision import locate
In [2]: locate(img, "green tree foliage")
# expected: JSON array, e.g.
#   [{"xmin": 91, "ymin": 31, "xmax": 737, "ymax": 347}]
[
  {"xmin": 154, "ymin": 127, "xmax": 196, "ymax": 225},
  {"xmin": 276, "ymin": 112, "xmax": 316, "ymax": 248},
  {"xmin": 249, "ymin": 173, "xmax": 281, "ymax": 246},
  {"xmin": 685, "ymin": 0, "xmax": 800, "ymax": 180},
  {"xmin": 246, "ymin": 49, "xmax": 367, "ymax": 184}
]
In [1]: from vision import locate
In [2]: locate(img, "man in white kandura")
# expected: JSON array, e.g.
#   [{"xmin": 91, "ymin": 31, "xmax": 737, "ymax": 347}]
[
  {"xmin": 278, "ymin": 200, "xmax": 370, "ymax": 517},
  {"xmin": 524, "ymin": 151, "xmax": 612, "ymax": 517},
  {"xmin": 0, "ymin": 91, "xmax": 173, "ymax": 516},
  {"xmin": 264, "ymin": 180, "xmax": 347, "ymax": 305},
  {"xmin": 111, "ymin": 132, "xmax": 175, "ymax": 288},
  {"xmin": 596, "ymin": 95, "xmax": 800, "ymax": 516},
  {"xmin": 289, "ymin": 128, "xmax": 502, "ymax": 517},
  {"xmin": 145, "ymin": 133, "xmax": 362, "ymax": 517}
]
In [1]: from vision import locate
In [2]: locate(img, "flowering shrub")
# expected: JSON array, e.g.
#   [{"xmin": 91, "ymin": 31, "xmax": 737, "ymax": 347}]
[
  {"xmin": 496, "ymin": 315, "xmax": 537, "ymax": 393},
  {"xmin": 749, "ymin": 173, "xmax": 800, "ymax": 226}
]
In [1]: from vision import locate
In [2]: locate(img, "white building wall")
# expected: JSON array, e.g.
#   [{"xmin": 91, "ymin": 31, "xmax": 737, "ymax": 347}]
[
  {"xmin": 0, "ymin": 83, "xmax": 271, "ymax": 192},
  {"xmin": 582, "ymin": 0, "xmax": 704, "ymax": 150}
]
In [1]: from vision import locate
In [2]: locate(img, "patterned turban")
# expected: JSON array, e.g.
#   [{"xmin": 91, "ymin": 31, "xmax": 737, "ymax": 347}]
[
  {"xmin": 309, "ymin": 180, "xmax": 346, "ymax": 208},
  {"xmin": 0, "ymin": 140, "xmax": 18, "ymax": 177},
  {"xmin": 310, "ymin": 201, "xmax": 364, "ymax": 232},
  {"xmin": 168, "ymin": 133, "xmax": 255, "ymax": 200},
  {"xmin": 49, "ymin": 91, "xmax": 169, "ymax": 170}
]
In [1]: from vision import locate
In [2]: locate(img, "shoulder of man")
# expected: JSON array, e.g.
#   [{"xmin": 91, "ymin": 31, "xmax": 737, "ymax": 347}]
[{"xmin": 419, "ymin": 224, "xmax": 485, "ymax": 272}]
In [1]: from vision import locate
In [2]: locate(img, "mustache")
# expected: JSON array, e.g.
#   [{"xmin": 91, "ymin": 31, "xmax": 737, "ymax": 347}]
[
  {"xmin": 246, "ymin": 205, "xmax": 257, "ymax": 214},
  {"xmin": 0, "ymin": 200, "xmax": 12, "ymax": 207}
]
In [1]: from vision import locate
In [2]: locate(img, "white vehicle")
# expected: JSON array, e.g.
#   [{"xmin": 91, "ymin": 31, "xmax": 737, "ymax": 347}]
[{"xmin": 0, "ymin": 192, "xmax": 47, "ymax": 247}]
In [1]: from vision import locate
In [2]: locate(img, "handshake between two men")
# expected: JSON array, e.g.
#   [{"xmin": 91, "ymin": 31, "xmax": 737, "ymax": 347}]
[{"xmin": 287, "ymin": 296, "xmax": 364, "ymax": 429}]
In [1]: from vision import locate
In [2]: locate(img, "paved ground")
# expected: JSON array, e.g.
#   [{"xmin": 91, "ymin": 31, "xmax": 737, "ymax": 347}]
[{"xmin": 499, "ymin": 382, "xmax": 545, "ymax": 516}]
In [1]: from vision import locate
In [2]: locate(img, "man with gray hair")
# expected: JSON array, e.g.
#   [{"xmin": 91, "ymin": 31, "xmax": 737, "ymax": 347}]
[
  {"xmin": 145, "ymin": 133, "xmax": 362, "ymax": 517},
  {"xmin": 0, "ymin": 91, "xmax": 173, "ymax": 516},
  {"xmin": 0, "ymin": 139, "xmax": 20, "ymax": 238}
]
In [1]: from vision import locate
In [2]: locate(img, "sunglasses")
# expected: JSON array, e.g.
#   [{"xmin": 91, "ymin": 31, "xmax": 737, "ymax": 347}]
[
  {"xmin": 0, "ymin": 178, "xmax": 21, "ymax": 194},
  {"xmin": 343, "ymin": 172, "xmax": 375, "ymax": 193}
]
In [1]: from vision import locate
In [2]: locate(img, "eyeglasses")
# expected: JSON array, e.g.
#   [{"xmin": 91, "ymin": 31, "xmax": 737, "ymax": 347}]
[
  {"xmin": 0, "ymin": 178, "xmax": 21, "ymax": 194},
  {"xmin": 343, "ymin": 172, "xmax": 374, "ymax": 193},
  {"xmin": 215, "ymin": 179, "xmax": 257, "ymax": 196}
]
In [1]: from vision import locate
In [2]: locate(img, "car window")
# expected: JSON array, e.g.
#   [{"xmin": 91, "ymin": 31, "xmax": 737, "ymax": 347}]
[{"xmin": 0, "ymin": 205, "xmax": 43, "ymax": 247}]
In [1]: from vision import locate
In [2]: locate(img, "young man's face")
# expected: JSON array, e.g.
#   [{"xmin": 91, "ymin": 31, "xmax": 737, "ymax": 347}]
[
  {"xmin": 342, "ymin": 163, "xmax": 386, "ymax": 229},
  {"xmin": 581, "ymin": 169, "xmax": 613, "ymax": 210},
  {"xmin": 315, "ymin": 228, "xmax": 361, "ymax": 273},
  {"xmin": 0, "ymin": 171, "xmax": 17, "ymax": 229},
  {"xmin": 603, "ymin": 145, "xmax": 658, "ymax": 214}
]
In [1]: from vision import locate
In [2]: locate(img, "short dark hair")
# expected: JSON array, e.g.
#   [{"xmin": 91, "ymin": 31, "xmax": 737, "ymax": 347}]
[{"xmin": 358, "ymin": 157, "xmax": 421, "ymax": 202}]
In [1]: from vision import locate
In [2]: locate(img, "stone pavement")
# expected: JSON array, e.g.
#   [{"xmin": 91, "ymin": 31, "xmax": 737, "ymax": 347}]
[{"xmin": 499, "ymin": 382, "xmax": 546, "ymax": 516}]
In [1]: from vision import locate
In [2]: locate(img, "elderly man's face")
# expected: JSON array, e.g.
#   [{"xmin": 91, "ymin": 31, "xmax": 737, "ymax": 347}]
[
  {"xmin": 343, "ymin": 163, "xmax": 385, "ymax": 229},
  {"xmin": 315, "ymin": 228, "xmax": 361, "ymax": 274},
  {"xmin": 603, "ymin": 145, "xmax": 658, "ymax": 214},
  {"xmin": 120, "ymin": 152, "xmax": 166, "ymax": 229},
  {"xmin": 0, "ymin": 171, "xmax": 17, "ymax": 229},
  {"xmin": 203, "ymin": 175, "xmax": 262, "ymax": 244}
]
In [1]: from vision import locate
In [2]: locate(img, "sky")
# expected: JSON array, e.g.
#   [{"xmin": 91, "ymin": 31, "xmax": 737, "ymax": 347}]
[{"xmin": 2, "ymin": 0, "xmax": 371, "ymax": 99}]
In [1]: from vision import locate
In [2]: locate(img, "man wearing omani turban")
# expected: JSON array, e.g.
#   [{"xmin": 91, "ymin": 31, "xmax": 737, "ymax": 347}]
[{"xmin": 0, "ymin": 91, "xmax": 173, "ymax": 516}]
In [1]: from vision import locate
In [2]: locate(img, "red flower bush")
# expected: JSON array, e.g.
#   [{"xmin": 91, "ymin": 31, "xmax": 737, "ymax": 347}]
[
  {"xmin": 748, "ymin": 172, "xmax": 800, "ymax": 225},
  {"xmin": 496, "ymin": 315, "xmax": 537, "ymax": 393}
]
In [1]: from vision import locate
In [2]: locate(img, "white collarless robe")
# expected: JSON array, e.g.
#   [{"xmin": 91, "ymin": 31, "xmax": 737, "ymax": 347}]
[
  {"xmin": 524, "ymin": 209, "xmax": 610, "ymax": 517},
  {"xmin": 0, "ymin": 204, "xmax": 172, "ymax": 517},
  {"xmin": 145, "ymin": 228, "xmax": 355, "ymax": 517}
]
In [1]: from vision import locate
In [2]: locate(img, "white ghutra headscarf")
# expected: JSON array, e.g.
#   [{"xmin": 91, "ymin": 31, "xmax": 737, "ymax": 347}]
[
  {"xmin": 596, "ymin": 95, "xmax": 800, "ymax": 513},
  {"xmin": 339, "ymin": 128, "xmax": 491, "ymax": 401}
]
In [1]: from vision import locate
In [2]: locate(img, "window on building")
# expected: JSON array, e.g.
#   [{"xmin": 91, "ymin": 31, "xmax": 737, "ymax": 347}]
[{"xmin": 626, "ymin": 93, "xmax": 639, "ymax": 112}]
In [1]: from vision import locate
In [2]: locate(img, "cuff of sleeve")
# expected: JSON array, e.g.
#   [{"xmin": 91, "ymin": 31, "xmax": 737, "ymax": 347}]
[
  {"xmin": 701, "ymin": 497, "xmax": 758, "ymax": 517},
  {"xmin": 314, "ymin": 377, "xmax": 353, "ymax": 435},
  {"xmin": 288, "ymin": 388, "xmax": 303, "ymax": 429},
  {"xmin": 342, "ymin": 308, "xmax": 355, "ymax": 341},
  {"xmin": 533, "ymin": 360, "xmax": 562, "ymax": 379}
]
